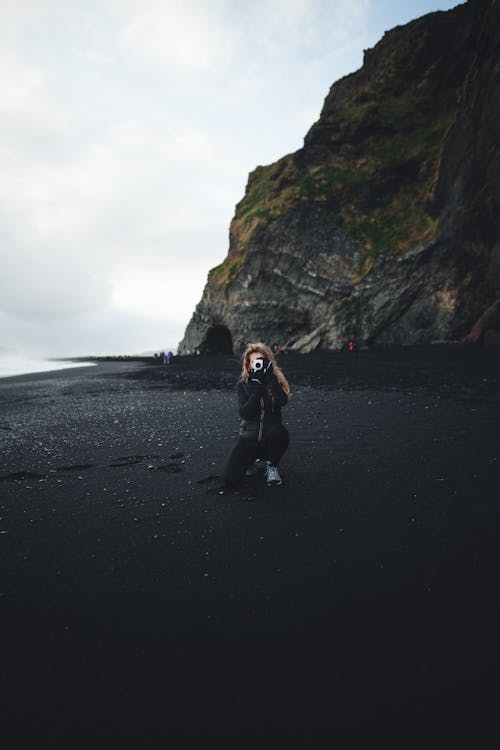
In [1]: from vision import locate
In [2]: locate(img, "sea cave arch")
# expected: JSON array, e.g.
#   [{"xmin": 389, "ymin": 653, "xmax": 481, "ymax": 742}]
[{"xmin": 201, "ymin": 325, "xmax": 233, "ymax": 354}]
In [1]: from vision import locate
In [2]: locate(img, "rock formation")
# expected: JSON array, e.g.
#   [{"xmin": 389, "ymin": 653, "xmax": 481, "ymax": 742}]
[{"xmin": 179, "ymin": 0, "xmax": 500, "ymax": 354}]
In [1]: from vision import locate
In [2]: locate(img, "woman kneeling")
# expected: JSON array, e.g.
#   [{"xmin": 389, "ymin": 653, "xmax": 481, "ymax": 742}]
[{"xmin": 223, "ymin": 342, "xmax": 290, "ymax": 486}]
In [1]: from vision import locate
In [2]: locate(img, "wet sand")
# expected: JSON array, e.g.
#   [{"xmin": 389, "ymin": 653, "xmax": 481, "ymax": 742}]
[{"xmin": 1, "ymin": 347, "xmax": 499, "ymax": 745}]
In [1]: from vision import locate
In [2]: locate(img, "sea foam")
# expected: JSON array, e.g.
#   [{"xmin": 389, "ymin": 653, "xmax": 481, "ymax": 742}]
[{"xmin": 0, "ymin": 355, "xmax": 95, "ymax": 379}]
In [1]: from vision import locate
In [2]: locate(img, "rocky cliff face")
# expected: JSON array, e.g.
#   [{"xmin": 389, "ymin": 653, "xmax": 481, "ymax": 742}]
[{"xmin": 179, "ymin": 0, "xmax": 500, "ymax": 354}]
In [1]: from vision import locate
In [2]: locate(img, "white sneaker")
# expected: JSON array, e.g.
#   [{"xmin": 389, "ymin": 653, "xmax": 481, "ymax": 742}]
[{"xmin": 265, "ymin": 462, "xmax": 282, "ymax": 485}]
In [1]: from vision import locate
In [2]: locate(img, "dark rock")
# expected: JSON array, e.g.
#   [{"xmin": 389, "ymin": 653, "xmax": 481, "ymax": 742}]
[
  {"xmin": 179, "ymin": 0, "xmax": 500, "ymax": 354},
  {"xmin": 465, "ymin": 299, "xmax": 500, "ymax": 345}
]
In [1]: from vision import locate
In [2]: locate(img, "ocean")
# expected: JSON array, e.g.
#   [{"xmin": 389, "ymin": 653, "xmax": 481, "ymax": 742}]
[{"xmin": 0, "ymin": 355, "xmax": 95, "ymax": 379}]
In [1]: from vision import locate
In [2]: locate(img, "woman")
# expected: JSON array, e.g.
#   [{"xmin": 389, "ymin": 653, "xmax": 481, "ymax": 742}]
[{"xmin": 223, "ymin": 342, "xmax": 291, "ymax": 486}]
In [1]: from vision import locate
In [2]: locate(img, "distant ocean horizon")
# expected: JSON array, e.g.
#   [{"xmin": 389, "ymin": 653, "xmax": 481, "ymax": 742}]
[{"xmin": 0, "ymin": 354, "xmax": 96, "ymax": 379}]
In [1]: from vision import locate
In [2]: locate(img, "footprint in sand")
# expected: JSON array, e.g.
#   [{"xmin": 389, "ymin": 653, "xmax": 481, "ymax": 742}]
[
  {"xmin": 196, "ymin": 474, "xmax": 220, "ymax": 485},
  {"xmin": 109, "ymin": 454, "xmax": 159, "ymax": 468},
  {"xmin": 0, "ymin": 470, "xmax": 47, "ymax": 482},
  {"xmin": 156, "ymin": 464, "xmax": 183, "ymax": 473},
  {"xmin": 55, "ymin": 463, "xmax": 95, "ymax": 472},
  {"xmin": 154, "ymin": 452, "xmax": 185, "ymax": 473}
]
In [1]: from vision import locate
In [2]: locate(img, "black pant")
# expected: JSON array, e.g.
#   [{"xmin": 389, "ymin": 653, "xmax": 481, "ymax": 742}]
[{"xmin": 222, "ymin": 426, "xmax": 289, "ymax": 485}]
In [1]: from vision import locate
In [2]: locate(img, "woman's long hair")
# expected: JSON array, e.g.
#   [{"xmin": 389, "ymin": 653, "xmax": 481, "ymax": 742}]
[{"xmin": 241, "ymin": 342, "xmax": 291, "ymax": 398}]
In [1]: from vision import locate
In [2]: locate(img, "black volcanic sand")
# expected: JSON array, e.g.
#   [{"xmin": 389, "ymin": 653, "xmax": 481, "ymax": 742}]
[{"xmin": 1, "ymin": 347, "xmax": 500, "ymax": 745}]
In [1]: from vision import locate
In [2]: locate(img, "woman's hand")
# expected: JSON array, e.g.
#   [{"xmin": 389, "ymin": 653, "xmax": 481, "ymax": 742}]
[
  {"xmin": 250, "ymin": 361, "xmax": 272, "ymax": 385},
  {"xmin": 248, "ymin": 376, "xmax": 264, "ymax": 393}
]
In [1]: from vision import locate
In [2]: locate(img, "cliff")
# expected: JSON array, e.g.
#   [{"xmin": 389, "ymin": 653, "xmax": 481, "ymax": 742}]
[{"xmin": 179, "ymin": 0, "xmax": 500, "ymax": 354}]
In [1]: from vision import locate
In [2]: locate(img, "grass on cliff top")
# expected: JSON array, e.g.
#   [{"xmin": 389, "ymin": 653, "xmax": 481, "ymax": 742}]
[
  {"xmin": 208, "ymin": 253, "xmax": 248, "ymax": 286},
  {"xmin": 208, "ymin": 19, "xmax": 463, "ymax": 287},
  {"xmin": 219, "ymin": 98, "xmax": 453, "ymax": 270}
]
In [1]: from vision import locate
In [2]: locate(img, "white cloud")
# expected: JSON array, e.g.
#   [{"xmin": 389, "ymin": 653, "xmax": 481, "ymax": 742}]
[
  {"xmin": 0, "ymin": 51, "xmax": 45, "ymax": 117},
  {"xmin": 0, "ymin": 0, "xmax": 461, "ymax": 357},
  {"xmin": 110, "ymin": 261, "xmax": 207, "ymax": 322},
  {"xmin": 120, "ymin": 0, "xmax": 234, "ymax": 70}
]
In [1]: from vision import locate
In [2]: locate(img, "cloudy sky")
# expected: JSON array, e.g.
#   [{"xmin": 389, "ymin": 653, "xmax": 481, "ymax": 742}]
[{"xmin": 1, "ymin": 0, "xmax": 461, "ymax": 357}]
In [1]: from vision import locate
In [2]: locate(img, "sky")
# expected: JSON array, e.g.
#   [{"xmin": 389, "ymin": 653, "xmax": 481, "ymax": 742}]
[{"xmin": 0, "ymin": 0, "xmax": 462, "ymax": 357}]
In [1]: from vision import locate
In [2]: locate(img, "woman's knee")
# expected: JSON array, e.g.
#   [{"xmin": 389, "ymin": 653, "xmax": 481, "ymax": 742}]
[
  {"xmin": 222, "ymin": 463, "xmax": 243, "ymax": 485},
  {"xmin": 270, "ymin": 425, "xmax": 289, "ymax": 449},
  {"xmin": 222, "ymin": 439, "xmax": 255, "ymax": 485},
  {"xmin": 222, "ymin": 455, "xmax": 242, "ymax": 485}
]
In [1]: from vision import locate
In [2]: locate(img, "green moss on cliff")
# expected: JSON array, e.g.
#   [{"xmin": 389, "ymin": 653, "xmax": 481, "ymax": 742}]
[
  {"xmin": 236, "ymin": 89, "xmax": 456, "ymax": 243},
  {"xmin": 208, "ymin": 253, "xmax": 247, "ymax": 286},
  {"xmin": 209, "ymin": 5, "xmax": 469, "ymax": 288}
]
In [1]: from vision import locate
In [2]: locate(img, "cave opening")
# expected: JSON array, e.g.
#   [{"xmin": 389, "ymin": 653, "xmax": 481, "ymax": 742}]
[{"xmin": 201, "ymin": 325, "xmax": 233, "ymax": 354}]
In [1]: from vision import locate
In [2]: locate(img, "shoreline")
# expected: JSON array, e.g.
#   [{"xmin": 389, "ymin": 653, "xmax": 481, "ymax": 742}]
[
  {"xmin": 0, "ymin": 360, "xmax": 96, "ymax": 383},
  {"xmin": 3, "ymin": 341, "xmax": 496, "ymax": 385},
  {"xmin": 3, "ymin": 341, "xmax": 499, "ymax": 394}
]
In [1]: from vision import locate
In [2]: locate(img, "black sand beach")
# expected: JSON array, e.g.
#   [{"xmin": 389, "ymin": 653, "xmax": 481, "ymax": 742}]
[{"xmin": 1, "ymin": 347, "xmax": 500, "ymax": 745}]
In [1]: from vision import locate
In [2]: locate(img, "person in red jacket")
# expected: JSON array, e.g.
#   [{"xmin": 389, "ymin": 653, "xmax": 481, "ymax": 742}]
[{"xmin": 222, "ymin": 342, "xmax": 290, "ymax": 486}]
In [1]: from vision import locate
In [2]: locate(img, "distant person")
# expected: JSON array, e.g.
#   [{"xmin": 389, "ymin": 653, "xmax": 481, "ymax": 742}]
[
  {"xmin": 166, "ymin": 351, "xmax": 173, "ymax": 365},
  {"xmin": 162, "ymin": 351, "xmax": 167, "ymax": 365},
  {"xmin": 223, "ymin": 342, "xmax": 290, "ymax": 487},
  {"xmin": 341, "ymin": 340, "xmax": 358, "ymax": 352}
]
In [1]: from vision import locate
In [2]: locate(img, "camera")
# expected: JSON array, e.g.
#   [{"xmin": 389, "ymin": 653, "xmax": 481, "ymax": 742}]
[{"xmin": 251, "ymin": 357, "xmax": 270, "ymax": 374}]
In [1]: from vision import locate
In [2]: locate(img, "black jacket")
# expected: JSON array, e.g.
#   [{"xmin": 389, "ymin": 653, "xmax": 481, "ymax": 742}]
[{"xmin": 237, "ymin": 374, "xmax": 288, "ymax": 441}]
